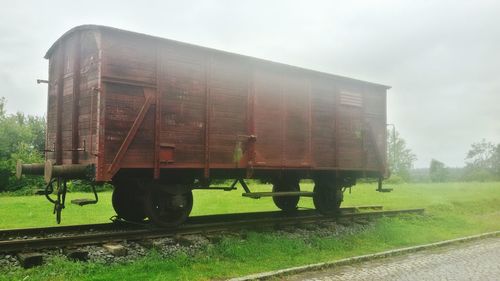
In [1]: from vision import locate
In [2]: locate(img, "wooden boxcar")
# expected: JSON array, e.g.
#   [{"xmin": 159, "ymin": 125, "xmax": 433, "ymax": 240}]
[{"xmin": 20, "ymin": 25, "xmax": 390, "ymax": 226}]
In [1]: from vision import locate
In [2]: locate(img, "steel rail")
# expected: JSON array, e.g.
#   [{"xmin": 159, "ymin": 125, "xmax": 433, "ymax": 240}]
[
  {"xmin": 0, "ymin": 208, "xmax": 423, "ymax": 253},
  {"xmin": 0, "ymin": 205, "xmax": 383, "ymax": 239}
]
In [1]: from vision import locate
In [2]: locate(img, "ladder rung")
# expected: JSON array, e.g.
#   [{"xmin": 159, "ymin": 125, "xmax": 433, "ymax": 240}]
[
  {"xmin": 242, "ymin": 191, "xmax": 314, "ymax": 199},
  {"xmin": 71, "ymin": 199, "xmax": 97, "ymax": 206}
]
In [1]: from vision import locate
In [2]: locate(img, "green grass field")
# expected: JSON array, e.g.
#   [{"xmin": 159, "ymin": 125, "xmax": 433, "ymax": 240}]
[
  {"xmin": 0, "ymin": 181, "xmax": 499, "ymax": 280},
  {"xmin": 0, "ymin": 181, "xmax": 498, "ymax": 229}
]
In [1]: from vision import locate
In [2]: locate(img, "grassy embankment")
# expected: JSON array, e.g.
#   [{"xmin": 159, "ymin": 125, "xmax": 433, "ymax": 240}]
[{"xmin": 0, "ymin": 181, "xmax": 499, "ymax": 280}]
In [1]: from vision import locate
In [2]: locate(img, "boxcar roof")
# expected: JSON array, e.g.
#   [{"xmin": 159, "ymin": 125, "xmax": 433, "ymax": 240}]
[{"xmin": 46, "ymin": 25, "xmax": 391, "ymax": 90}]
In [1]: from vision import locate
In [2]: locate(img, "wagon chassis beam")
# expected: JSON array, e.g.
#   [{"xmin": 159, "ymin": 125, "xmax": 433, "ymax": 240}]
[
  {"xmin": 192, "ymin": 178, "xmax": 248, "ymax": 192},
  {"xmin": 192, "ymin": 178, "xmax": 316, "ymax": 200},
  {"xmin": 216, "ymin": 178, "xmax": 315, "ymax": 200}
]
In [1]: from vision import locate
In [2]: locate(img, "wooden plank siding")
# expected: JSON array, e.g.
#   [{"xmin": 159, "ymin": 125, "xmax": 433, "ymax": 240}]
[
  {"xmin": 46, "ymin": 29, "xmax": 100, "ymax": 166},
  {"xmin": 44, "ymin": 25, "xmax": 389, "ymax": 181}
]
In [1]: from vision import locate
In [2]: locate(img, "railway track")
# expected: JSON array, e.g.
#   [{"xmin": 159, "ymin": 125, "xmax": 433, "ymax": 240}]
[
  {"xmin": 0, "ymin": 206, "xmax": 423, "ymax": 253},
  {"xmin": 0, "ymin": 205, "xmax": 383, "ymax": 239}
]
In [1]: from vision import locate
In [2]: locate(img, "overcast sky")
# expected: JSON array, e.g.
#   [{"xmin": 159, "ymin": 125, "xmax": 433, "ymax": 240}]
[{"xmin": 1, "ymin": 0, "xmax": 499, "ymax": 168}]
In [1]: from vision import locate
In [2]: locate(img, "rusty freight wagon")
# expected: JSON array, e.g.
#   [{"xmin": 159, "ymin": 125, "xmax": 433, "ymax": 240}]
[{"xmin": 18, "ymin": 25, "xmax": 390, "ymax": 227}]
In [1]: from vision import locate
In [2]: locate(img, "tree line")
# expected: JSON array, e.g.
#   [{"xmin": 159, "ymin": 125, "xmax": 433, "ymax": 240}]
[
  {"xmin": 388, "ymin": 129, "xmax": 500, "ymax": 183},
  {"xmin": 427, "ymin": 139, "xmax": 500, "ymax": 182}
]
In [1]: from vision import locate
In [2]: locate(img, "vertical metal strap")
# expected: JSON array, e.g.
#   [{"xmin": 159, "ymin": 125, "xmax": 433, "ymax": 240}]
[
  {"xmin": 334, "ymin": 89, "xmax": 339, "ymax": 169},
  {"xmin": 154, "ymin": 45, "xmax": 162, "ymax": 179},
  {"xmin": 246, "ymin": 65, "xmax": 256, "ymax": 178},
  {"xmin": 55, "ymin": 44, "xmax": 66, "ymax": 165},
  {"xmin": 307, "ymin": 79, "xmax": 313, "ymax": 166},
  {"xmin": 281, "ymin": 75, "xmax": 285, "ymax": 168},
  {"xmin": 71, "ymin": 34, "xmax": 82, "ymax": 164},
  {"xmin": 203, "ymin": 56, "xmax": 211, "ymax": 179}
]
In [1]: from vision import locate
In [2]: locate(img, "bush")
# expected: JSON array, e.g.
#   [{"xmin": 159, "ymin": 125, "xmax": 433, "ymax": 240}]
[
  {"xmin": 384, "ymin": 174, "xmax": 405, "ymax": 184},
  {"xmin": 462, "ymin": 168, "xmax": 496, "ymax": 182},
  {"xmin": 66, "ymin": 180, "xmax": 113, "ymax": 193},
  {"xmin": 0, "ymin": 98, "xmax": 46, "ymax": 192},
  {"xmin": 0, "ymin": 142, "xmax": 45, "ymax": 192}
]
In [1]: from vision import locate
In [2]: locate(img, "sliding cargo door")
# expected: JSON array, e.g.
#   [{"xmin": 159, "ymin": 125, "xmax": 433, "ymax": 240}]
[
  {"xmin": 253, "ymin": 68, "xmax": 283, "ymax": 167},
  {"xmin": 207, "ymin": 54, "xmax": 249, "ymax": 168},
  {"xmin": 282, "ymin": 74, "xmax": 311, "ymax": 167},
  {"xmin": 253, "ymin": 67, "xmax": 311, "ymax": 168},
  {"xmin": 160, "ymin": 45, "xmax": 206, "ymax": 167},
  {"xmin": 311, "ymin": 80, "xmax": 336, "ymax": 168}
]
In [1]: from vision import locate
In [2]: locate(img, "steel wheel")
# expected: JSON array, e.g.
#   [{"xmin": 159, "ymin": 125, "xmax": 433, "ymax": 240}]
[
  {"xmin": 272, "ymin": 178, "xmax": 300, "ymax": 212},
  {"xmin": 112, "ymin": 179, "xmax": 146, "ymax": 222},
  {"xmin": 313, "ymin": 179, "xmax": 343, "ymax": 216},
  {"xmin": 144, "ymin": 186, "xmax": 193, "ymax": 228}
]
